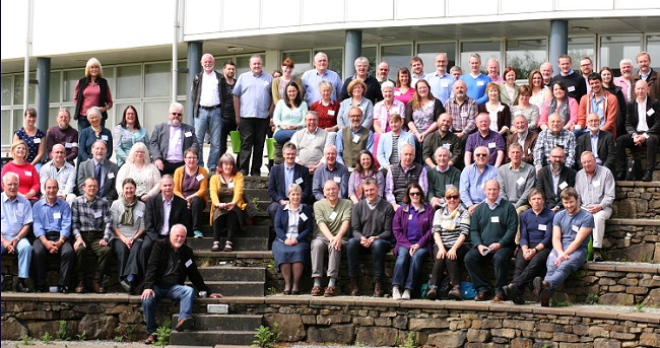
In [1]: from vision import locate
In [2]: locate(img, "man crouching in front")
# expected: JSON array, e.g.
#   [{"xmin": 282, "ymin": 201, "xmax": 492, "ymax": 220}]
[{"xmin": 139, "ymin": 224, "xmax": 222, "ymax": 344}]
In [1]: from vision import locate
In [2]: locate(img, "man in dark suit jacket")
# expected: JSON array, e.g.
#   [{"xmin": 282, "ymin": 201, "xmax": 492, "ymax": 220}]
[
  {"xmin": 616, "ymin": 80, "xmax": 660, "ymax": 182},
  {"xmin": 267, "ymin": 143, "xmax": 312, "ymax": 219},
  {"xmin": 576, "ymin": 113, "xmax": 617, "ymax": 172},
  {"xmin": 140, "ymin": 175, "xmax": 192, "ymax": 278},
  {"xmin": 191, "ymin": 53, "xmax": 224, "ymax": 172},
  {"xmin": 506, "ymin": 115, "xmax": 538, "ymax": 165},
  {"xmin": 536, "ymin": 147, "xmax": 576, "ymax": 211},
  {"xmin": 76, "ymin": 139, "xmax": 118, "ymax": 200},
  {"xmin": 148, "ymin": 102, "xmax": 199, "ymax": 175}
]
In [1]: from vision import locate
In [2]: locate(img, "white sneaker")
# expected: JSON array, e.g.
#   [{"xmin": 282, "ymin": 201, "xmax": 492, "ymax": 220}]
[
  {"xmin": 401, "ymin": 289, "xmax": 411, "ymax": 300},
  {"xmin": 392, "ymin": 287, "xmax": 402, "ymax": 300}
]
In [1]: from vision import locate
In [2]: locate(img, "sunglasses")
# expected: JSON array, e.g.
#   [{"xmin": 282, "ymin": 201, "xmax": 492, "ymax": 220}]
[
  {"xmin": 475, "ymin": 153, "xmax": 488, "ymax": 157},
  {"xmin": 409, "ymin": 192, "xmax": 421, "ymax": 197},
  {"xmin": 445, "ymin": 195, "xmax": 459, "ymax": 200}
]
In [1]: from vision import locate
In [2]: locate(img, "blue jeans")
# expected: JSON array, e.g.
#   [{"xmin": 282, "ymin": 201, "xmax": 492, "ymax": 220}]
[
  {"xmin": 346, "ymin": 237, "xmax": 391, "ymax": 279},
  {"xmin": 573, "ymin": 128, "xmax": 588, "ymax": 138},
  {"xmin": 545, "ymin": 249, "xmax": 586, "ymax": 290},
  {"xmin": 273, "ymin": 129, "xmax": 297, "ymax": 144},
  {"xmin": 1, "ymin": 237, "xmax": 32, "ymax": 278},
  {"xmin": 142, "ymin": 284, "xmax": 195, "ymax": 334},
  {"xmin": 194, "ymin": 106, "xmax": 222, "ymax": 171},
  {"xmin": 392, "ymin": 245, "xmax": 429, "ymax": 291}
]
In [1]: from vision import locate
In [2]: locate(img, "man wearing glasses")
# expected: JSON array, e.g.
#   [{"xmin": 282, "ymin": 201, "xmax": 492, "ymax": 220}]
[
  {"xmin": 148, "ymin": 103, "xmax": 199, "ymax": 175},
  {"xmin": 459, "ymin": 146, "xmax": 498, "ymax": 216}
]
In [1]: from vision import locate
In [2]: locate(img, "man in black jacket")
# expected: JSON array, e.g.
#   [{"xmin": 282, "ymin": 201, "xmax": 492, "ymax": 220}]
[
  {"xmin": 576, "ymin": 113, "xmax": 617, "ymax": 173},
  {"xmin": 140, "ymin": 224, "xmax": 221, "ymax": 344},
  {"xmin": 536, "ymin": 147, "xmax": 576, "ymax": 212}
]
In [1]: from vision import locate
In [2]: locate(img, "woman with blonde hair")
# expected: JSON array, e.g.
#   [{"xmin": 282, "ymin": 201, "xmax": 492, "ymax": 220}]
[
  {"xmin": 1, "ymin": 140, "xmax": 40, "ymax": 201},
  {"xmin": 115, "ymin": 142, "xmax": 161, "ymax": 202},
  {"xmin": 74, "ymin": 57, "xmax": 113, "ymax": 131}
]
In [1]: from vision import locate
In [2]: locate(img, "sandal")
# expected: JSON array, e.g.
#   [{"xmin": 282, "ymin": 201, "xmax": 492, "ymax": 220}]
[
  {"xmin": 223, "ymin": 241, "xmax": 233, "ymax": 252},
  {"xmin": 211, "ymin": 241, "xmax": 221, "ymax": 252}
]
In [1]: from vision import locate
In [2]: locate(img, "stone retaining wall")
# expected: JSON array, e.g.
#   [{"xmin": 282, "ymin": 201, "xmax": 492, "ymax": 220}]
[
  {"xmin": 614, "ymin": 183, "xmax": 660, "ymax": 219},
  {"xmin": 605, "ymin": 220, "xmax": 660, "ymax": 263}
]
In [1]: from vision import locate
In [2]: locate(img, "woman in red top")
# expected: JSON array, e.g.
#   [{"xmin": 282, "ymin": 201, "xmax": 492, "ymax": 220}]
[
  {"xmin": 309, "ymin": 80, "xmax": 340, "ymax": 133},
  {"xmin": 1, "ymin": 140, "xmax": 40, "ymax": 201},
  {"xmin": 73, "ymin": 58, "xmax": 114, "ymax": 131}
]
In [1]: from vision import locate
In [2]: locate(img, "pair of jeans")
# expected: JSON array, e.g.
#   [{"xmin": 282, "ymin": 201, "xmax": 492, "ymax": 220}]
[
  {"xmin": 273, "ymin": 129, "xmax": 297, "ymax": 145},
  {"xmin": 392, "ymin": 245, "xmax": 429, "ymax": 291},
  {"xmin": 464, "ymin": 245, "xmax": 515, "ymax": 294},
  {"xmin": 142, "ymin": 284, "xmax": 194, "ymax": 334},
  {"xmin": 545, "ymin": 248, "xmax": 587, "ymax": 290},
  {"xmin": 346, "ymin": 237, "xmax": 391, "ymax": 280},
  {"xmin": 194, "ymin": 106, "xmax": 222, "ymax": 171},
  {"xmin": 1, "ymin": 237, "xmax": 32, "ymax": 278}
]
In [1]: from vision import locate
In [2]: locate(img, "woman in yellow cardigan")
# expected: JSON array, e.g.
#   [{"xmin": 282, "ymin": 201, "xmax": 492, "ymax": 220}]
[
  {"xmin": 209, "ymin": 154, "xmax": 247, "ymax": 251},
  {"xmin": 173, "ymin": 148, "xmax": 209, "ymax": 239}
]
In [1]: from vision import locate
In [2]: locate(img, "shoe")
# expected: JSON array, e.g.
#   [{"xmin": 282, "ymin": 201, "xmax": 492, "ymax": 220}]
[
  {"xmin": 493, "ymin": 293, "xmax": 505, "ymax": 302},
  {"xmin": 348, "ymin": 278, "xmax": 359, "ymax": 296},
  {"xmin": 642, "ymin": 170, "xmax": 653, "ymax": 182},
  {"xmin": 425, "ymin": 286, "xmax": 437, "ymax": 300},
  {"xmin": 291, "ymin": 290, "xmax": 300, "ymax": 295},
  {"xmin": 74, "ymin": 280, "xmax": 86, "ymax": 294},
  {"xmin": 401, "ymin": 289, "xmax": 411, "ymax": 300},
  {"xmin": 503, "ymin": 284, "xmax": 524, "ymax": 305},
  {"xmin": 57, "ymin": 285, "xmax": 69, "ymax": 294},
  {"xmin": 119, "ymin": 280, "xmax": 132, "ymax": 292},
  {"xmin": 540, "ymin": 284, "xmax": 552, "ymax": 307},
  {"xmin": 91, "ymin": 280, "xmax": 105, "ymax": 294},
  {"xmin": 593, "ymin": 250, "xmax": 603, "ymax": 262},
  {"xmin": 448, "ymin": 285, "xmax": 462, "ymax": 301},
  {"xmin": 533, "ymin": 277, "xmax": 544, "ymax": 298},
  {"xmin": 392, "ymin": 286, "xmax": 402, "ymax": 300},
  {"xmin": 174, "ymin": 317, "xmax": 194, "ymax": 332},
  {"xmin": 373, "ymin": 279, "xmax": 384, "ymax": 297},
  {"xmin": 323, "ymin": 286, "xmax": 336, "ymax": 297},
  {"xmin": 141, "ymin": 334, "xmax": 156, "ymax": 345},
  {"xmin": 16, "ymin": 281, "xmax": 32, "ymax": 293},
  {"xmin": 35, "ymin": 285, "xmax": 49, "ymax": 293},
  {"xmin": 223, "ymin": 241, "xmax": 233, "ymax": 252},
  {"xmin": 283, "ymin": 290, "xmax": 292, "ymax": 295},
  {"xmin": 194, "ymin": 230, "xmax": 204, "ymax": 239},
  {"xmin": 311, "ymin": 285, "xmax": 323, "ymax": 296},
  {"xmin": 211, "ymin": 241, "xmax": 221, "ymax": 252},
  {"xmin": 475, "ymin": 290, "xmax": 492, "ymax": 301},
  {"xmin": 616, "ymin": 171, "xmax": 626, "ymax": 181}
]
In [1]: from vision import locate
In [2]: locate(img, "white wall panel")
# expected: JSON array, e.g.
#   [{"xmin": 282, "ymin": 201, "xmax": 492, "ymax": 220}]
[
  {"xmin": 1, "ymin": 1, "xmax": 27, "ymax": 60},
  {"xmin": 615, "ymin": 0, "xmax": 660, "ymax": 10},
  {"xmin": 396, "ymin": 0, "xmax": 445, "ymax": 20},
  {"xmin": 262, "ymin": 0, "xmax": 301, "ymax": 28},
  {"xmin": 223, "ymin": 0, "xmax": 260, "ymax": 31},
  {"xmin": 300, "ymin": 0, "xmax": 344, "ymax": 25},
  {"xmin": 501, "ymin": 0, "xmax": 553, "ymax": 14},
  {"xmin": 556, "ymin": 0, "xmax": 614, "ymax": 11},
  {"xmin": 185, "ymin": 0, "xmax": 222, "ymax": 34},
  {"xmin": 346, "ymin": 0, "xmax": 394, "ymax": 22},
  {"xmin": 447, "ymin": 0, "xmax": 498, "ymax": 17}
]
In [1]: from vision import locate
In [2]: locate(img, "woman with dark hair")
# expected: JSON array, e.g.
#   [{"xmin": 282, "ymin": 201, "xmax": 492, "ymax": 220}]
[
  {"xmin": 527, "ymin": 69, "xmax": 548, "ymax": 112},
  {"xmin": 599, "ymin": 67, "xmax": 627, "ymax": 137},
  {"xmin": 272, "ymin": 58, "xmax": 303, "ymax": 106},
  {"xmin": 405, "ymin": 79, "xmax": 445, "ymax": 162},
  {"xmin": 113, "ymin": 105, "xmax": 149, "ymax": 167},
  {"xmin": 337, "ymin": 79, "xmax": 374, "ymax": 130},
  {"xmin": 479, "ymin": 82, "xmax": 511, "ymax": 136},
  {"xmin": 391, "ymin": 183, "xmax": 435, "ymax": 300},
  {"xmin": 78, "ymin": 106, "xmax": 113, "ymax": 163},
  {"xmin": 73, "ymin": 57, "xmax": 113, "ymax": 131},
  {"xmin": 273, "ymin": 81, "xmax": 308, "ymax": 144},
  {"xmin": 499, "ymin": 67, "xmax": 519, "ymax": 107},
  {"xmin": 13, "ymin": 107, "xmax": 46, "ymax": 172},
  {"xmin": 210, "ymin": 154, "xmax": 247, "ymax": 252},
  {"xmin": 394, "ymin": 67, "xmax": 414, "ymax": 105},
  {"xmin": 173, "ymin": 148, "xmax": 209, "ymax": 239},
  {"xmin": 272, "ymin": 183, "xmax": 312, "ymax": 295},
  {"xmin": 511, "ymin": 85, "xmax": 539, "ymax": 131},
  {"xmin": 348, "ymin": 150, "xmax": 385, "ymax": 204},
  {"xmin": 538, "ymin": 81, "xmax": 578, "ymax": 131}
]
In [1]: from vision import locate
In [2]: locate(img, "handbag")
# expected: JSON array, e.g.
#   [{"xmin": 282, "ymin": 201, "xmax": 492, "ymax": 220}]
[{"xmin": 460, "ymin": 281, "xmax": 477, "ymax": 300}]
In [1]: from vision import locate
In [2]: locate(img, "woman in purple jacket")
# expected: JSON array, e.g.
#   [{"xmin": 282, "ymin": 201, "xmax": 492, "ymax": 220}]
[{"xmin": 391, "ymin": 183, "xmax": 434, "ymax": 300}]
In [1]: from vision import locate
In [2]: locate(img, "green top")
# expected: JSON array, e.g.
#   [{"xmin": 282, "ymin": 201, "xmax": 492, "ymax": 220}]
[
  {"xmin": 470, "ymin": 198, "xmax": 518, "ymax": 247},
  {"xmin": 314, "ymin": 198, "xmax": 352, "ymax": 237}
]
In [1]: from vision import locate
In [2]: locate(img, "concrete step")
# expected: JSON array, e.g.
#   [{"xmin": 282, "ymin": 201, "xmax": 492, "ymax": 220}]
[
  {"xmin": 189, "ymin": 281, "xmax": 265, "ymax": 297},
  {"xmin": 243, "ymin": 188, "xmax": 270, "ymax": 202},
  {"xmin": 198, "ymin": 266, "xmax": 266, "ymax": 282},
  {"xmin": 197, "ymin": 225, "xmax": 270, "ymax": 238},
  {"xmin": 189, "ymin": 237, "xmax": 269, "ymax": 251},
  {"xmin": 170, "ymin": 330, "xmax": 256, "ymax": 346},
  {"xmin": 172, "ymin": 313, "xmax": 262, "ymax": 331},
  {"xmin": 242, "ymin": 176, "xmax": 269, "ymax": 190}
]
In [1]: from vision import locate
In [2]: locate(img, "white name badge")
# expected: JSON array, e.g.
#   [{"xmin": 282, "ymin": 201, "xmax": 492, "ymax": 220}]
[
  {"xmin": 352, "ymin": 135, "xmax": 361, "ymax": 143},
  {"xmin": 497, "ymin": 105, "xmax": 504, "ymax": 112},
  {"xmin": 65, "ymin": 142, "xmax": 73, "ymax": 148},
  {"xmin": 308, "ymin": 134, "xmax": 316, "ymax": 140},
  {"xmin": 538, "ymin": 224, "xmax": 547, "ymax": 231},
  {"xmin": 196, "ymin": 174, "xmax": 204, "ymax": 181},
  {"xmin": 333, "ymin": 176, "xmax": 341, "ymax": 183},
  {"xmin": 101, "ymin": 135, "xmax": 109, "ymax": 141},
  {"xmin": 25, "ymin": 171, "xmax": 32, "ymax": 177},
  {"xmin": 262, "ymin": 81, "xmax": 269, "ymax": 87},
  {"xmin": 443, "ymin": 143, "xmax": 451, "ymax": 150},
  {"xmin": 53, "ymin": 213, "xmax": 61, "ymax": 220},
  {"xmin": 572, "ymin": 225, "xmax": 579, "ymax": 232},
  {"xmin": 17, "ymin": 203, "xmax": 24, "ymax": 211},
  {"xmin": 300, "ymin": 213, "xmax": 308, "ymax": 221},
  {"xmin": 559, "ymin": 181, "xmax": 568, "ymax": 190},
  {"xmin": 491, "ymin": 216, "xmax": 500, "ymax": 223},
  {"xmin": 329, "ymin": 211, "xmax": 337, "ymax": 220},
  {"xmin": 185, "ymin": 259, "xmax": 193, "ymax": 268},
  {"xmin": 135, "ymin": 211, "xmax": 144, "ymax": 217},
  {"xmin": 228, "ymin": 182, "xmax": 234, "ymax": 189},
  {"xmin": 488, "ymin": 142, "xmax": 496, "ymax": 148},
  {"xmin": 72, "ymin": 142, "xmax": 79, "ymax": 147},
  {"xmin": 107, "ymin": 172, "xmax": 115, "ymax": 179},
  {"xmin": 409, "ymin": 214, "xmax": 413, "ymax": 220},
  {"xmin": 477, "ymin": 81, "xmax": 485, "ymax": 86},
  {"xmin": 185, "ymin": 132, "xmax": 193, "ymax": 138},
  {"xmin": 460, "ymin": 112, "xmax": 468, "ymax": 118},
  {"xmin": 295, "ymin": 177, "xmax": 303, "ymax": 184},
  {"xmin": 328, "ymin": 110, "xmax": 335, "ymax": 116},
  {"xmin": 33, "ymin": 138, "xmax": 41, "ymax": 144},
  {"xmin": 516, "ymin": 177, "xmax": 525, "ymax": 186},
  {"xmin": 567, "ymin": 86, "xmax": 576, "ymax": 92},
  {"xmin": 593, "ymin": 181, "xmax": 600, "ymax": 187},
  {"xmin": 394, "ymin": 91, "xmax": 401, "ymax": 96},
  {"xmin": 648, "ymin": 109, "xmax": 655, "ymax": 116},
  {"xmin": 441, "ymin": 81, "xmax": 449, "ymax": 87},
  {"xmin": 93, "ymin": 211, "xmax": 102, "ymax": 218}
]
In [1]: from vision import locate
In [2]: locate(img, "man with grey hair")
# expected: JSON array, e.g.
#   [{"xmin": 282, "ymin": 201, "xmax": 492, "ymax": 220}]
[
  {"xmin": 460, "ymin": 53, "xmax": 491, "ymax": 105},
  {"xmin": 427, "ymin": 54, "xmax": 455, "ymax": 105},
  {"xmin": 191, "ymin": 53, "xmax": 224, "ymax": 172},
  {"xmin": 1, "ymin": 172, "xmax": 34, "ymax": 293},
  {"xmin": 539, "ymin": 62, "xmax": 554, "ymax": 88},
  {"xmin": 486, "ymin": 58, "xmax": 503, "ymax": 85},
  {"xmin": 302, "ymin": 52, "xmax": 342, "ymax": 106},
  {"xmin": 340, "ymin": 57, "xmax": 383, "ymax": 104},
  {"xmin": 290, "ymin": 111, "xmax": 329, "ymax": 175},
  {"xmin": 148, "ymin": 102, "xmax": 198, "ymax": 175},
  {"xmin": 614, "ymin": 58, "xmax": 634, "ymax": 103},
  {"xmin": 312, "ymin": 144, "xmax": 349, "ymax": 201},
  {"xmin": 233, "ymin": 54, "xmax": 273, "ymax": 176},
  {"xmin": 427, "ymin": 146, "xmax": 461, "ymax": 209}
]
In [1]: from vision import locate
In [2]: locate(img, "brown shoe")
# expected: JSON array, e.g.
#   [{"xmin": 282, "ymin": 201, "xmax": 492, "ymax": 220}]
[
  {"xmin": 90, "ymin": 280, "xmax": 105, "ymax": 294},
  {"xmin": 448, "ymin": 285, "xmax": 462, "ymax": 301},
  {"xmin": 323, "ymin": 286, "xmax": 336, "ymax": 297},
  {"xmin": 475, "ymin": 290, "xmax": 492, "ymax": 301},
  {"xmin": 141, "ymin": 334, "xmax": 156, "ymax": 345},
  {"xmin": 74, "ymin": 280, "xmax": 86, "ymax": 294},
  {"xmin": 311, "ymin": 285, "xmax": 323, "ymax": 296},
  {"xmin": 174, "ymin": 317, "xmax": 194, "ymax": 332},
  {"xmin": 373, "ymin": 279, "xmax": 384, "ymax": 297},
  {"xmin": 493, "ymin": 293, "xmax": 505, "ymax": 302},
  {"xmin": 348, "ymin": 278, "xmax": 359, "ymax": 296}
]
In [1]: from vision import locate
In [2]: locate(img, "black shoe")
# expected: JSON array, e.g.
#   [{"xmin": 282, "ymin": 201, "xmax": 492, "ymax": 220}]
[
  {"xmin": 17, "ymin": 282, "xmax": 32, "ymax": 293},
  {"xmin": 174, "ymin": 317, "xmax": 194, "ymax": 332},
  {"xmin": 119, "ymin": 280, "xmax": 132, "ymax": 293},
  {"xmin": 616, "ymin": 171, "xmax": 626, "ymax": 181},
  {"xmin": 503, "ymin": 284, "xmax": 524, "ymax": 305},
  {"xmin": 35, "ymin": 285, "xmax": 49, "ymax": 293},
  {"xmin": 540, "ymin": 286, "xmax": 552, "ymax": 307},
  {"xmin": 642, "ymin": 171, "xmax": 653, "ymax": 182},
  {"xmin": 57, "ymin": 285, "xmax": 69, "ymax": 294},
  {"xmin": 533, "ymin": 277, "xmax": 543, "ymax": 298}
]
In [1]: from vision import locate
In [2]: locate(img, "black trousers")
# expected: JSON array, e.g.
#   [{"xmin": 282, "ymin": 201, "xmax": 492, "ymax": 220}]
[
  {"xmin": 161, "ymin": 161, "xmax": 184, "ymax": 176},
  {"xmin": 429, "ymin": 244, "xmax": 469, "ymax": 287},
  {"xmin": 616, "ymin": 133, "xmax": 659, "ymax": 173},
  {"xmin": 238, "ymin": 118, "xmax": 269, "ymax": 176},
  {"xmin": 213, "ymin": 211, "xmax": 239, "ymax": 242},
  {"xmin": 189, "ymin": 196, "xmax": 205, "ymax": 232},
  {"xmin": 220, "ymin": 117, "xmax": 238, "ymax": 157},
  {"xmin": 33, "ymin": 233, "xmax": 74, "ymax": 288},
  {"xmin": 510, "ymin": 244, "xmax": 551, "ymax": 289},
  {"xmin": 109, "ymin": 238, "xmax": 143, "ymax": 280}
]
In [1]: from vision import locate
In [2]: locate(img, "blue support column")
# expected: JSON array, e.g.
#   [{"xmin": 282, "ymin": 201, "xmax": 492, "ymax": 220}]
[
  {"xmin": 549, "ymin": 20, "xmax": 568, "ymax": 73},
  {"xmin": 36, "ymin": 57, "xmax": 51, "ymax": 132},
  {"xmin": 186, "ymin": 41, "xmax": 203, "ymax": 125},
  {"xmin": 344, "ymin": 30, "xmax": 362, "ymax": 80}
]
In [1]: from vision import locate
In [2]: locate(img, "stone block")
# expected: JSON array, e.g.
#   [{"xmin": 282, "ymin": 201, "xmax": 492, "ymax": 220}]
[
  {"xmin": 553, "ymin": 332, "xmax": 579, "ymax": 342},
  {"xmin": 105, "ymin": 305, "xmax": 132, "ymax": 314},
  {"xmin": 640, "ymin": 276, "xmax": 660, "ymax": 287},
  {"xmin": 355, "ymin": 327, "xmax": 398, "ymax": 346},
  {"xmin": 467, "ymin": 329, "xmax": 492, "ymax": 343},
  {"xmin": 77, "ymin": 314, "xmax": 118, "ymax": 339},
  {"xmin": 533, "ymin": 341, "xmax": 557, "ymax": 348},
  {"xmin": 409, "ymin": 318, "xmax": 449, "ymax": 330},
  {"xmin": 598, "ymin": 278, "xmax": 616, "ymax": 286},
  {"xmin": 640, "ymin": 332, "xmax": 660, "ymax": 346},
  {"xmin": 471, "ymin": 319, "xmax": 502, "ymax": 329},
  {"xmin": 1, "ymin": 317, "xmax": 27, "ymax": 340},
  {"xmin": 511, "ymin": 338, "xmax": 533, "ymax": 348},
  {"xmin": 265, "ymin": 314, "xmax": 305, "ymax": 342},
  {"xmin": 617, "ymin": 278, "xmax": 638, "ymax": 286},
  {"xmin": 15, "ymin": 310, "xmax": 58, "ymax": 320},
  {"xmin": 610, "ymin": 332, "xmax": 635, "ymax": 340},
  {"xmin": 26, "ymin": 320, "xmax": 60, "ymax": 338},
  {"xmin": 608, "ymin": 285, "xmax": 626, "ymax": 292},
  {"xmin": 573, "ymin": 324, "xmax": 589, "ymax": 336},
  {"xmin": 598, "ymin": 293, "xmax": 634, "ymax": 306},
  {"xmin": 393, "ymin": 315, "xmax": 407, "ymax": 329},
  {"xmin": 643, "ymin": 288, "xmax": 660, "ymax": 307},
  {"xmin": 625, "ymin": 286, "xmax": 648, "ymax": 295},
  {"xmin": 503, "ymin": 319, "xmax": 534, "ymax": 332},
  {"xmin": 307, "ymin": 324, "xmax": 354, "ymax": 344},
  {"xmin": 492, "ymin": 328, "xmax": 518, "ymax": 338},
  {"xmin": 374, "ymin": 317, "xmax": 391, "ymax": 326},
  {"xmin": 301, "ymin": 315, "xmax": 316, "ymax": 325},
  {"xmin": 427, "ymin": 331, "xmax": 467, "ymax": 348},
  {"xmin": 560, "ymin": 343, "xmax": 593, "ymax": 348},
  {"xmin": 353, "ymin": 316, "xmax": 374, "ymax": 326}
]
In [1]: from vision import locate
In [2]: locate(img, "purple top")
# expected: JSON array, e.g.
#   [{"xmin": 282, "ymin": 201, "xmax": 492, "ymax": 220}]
[
  {"xmin": 392, "ymin": 203, "xmax": 434, "ymax": 255},
  {"xmin": 465, "ymin": 130, "xmax": 505, "ymax": 166},
  {"xmin": 181, "ymin": 167, "xmax": 200, "ymax": 198}
]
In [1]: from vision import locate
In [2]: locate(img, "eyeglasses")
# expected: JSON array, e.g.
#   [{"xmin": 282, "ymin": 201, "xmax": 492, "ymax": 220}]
[
  {"xmin": 409, "ymin": 192, "xmax": 421, "ymax": 197},
  {"xmin": 171, "ymin": 112, "xmax": 182, "ymax": 116},
  {"xmin": 445, "ymin": 195, "xmax": 459, "ymax": 200},
  {"xmin": 475, "ymin": 153, "xmax": 488, "ymax": 157}
]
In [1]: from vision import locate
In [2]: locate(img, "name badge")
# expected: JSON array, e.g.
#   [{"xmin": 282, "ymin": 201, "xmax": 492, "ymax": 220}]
[
  {"xmin": 196, "ymin": 174, "xmax": 204, "ymax": 181},
  {"xmin": 491, "ymin": 216, "xmax": 500, "ymax": 223},
  {"xmin": 333, "ymin": 176, "xmax": 341, "ymax": 183},
  {"xmin": 477, "ymin": 81, "xmax": 485, "ymax": 86},
  {"xmin": 25, "ymin": 171, "xmax": 32, "ymax": 177},
  {"xmin": 567, "ymin": 86, "xmax": 576, "ymax": 92},
  {"xmin": 497, "ymin": 105, "xmax": 504, "ymax": 112},
  {"xmin": 460, "ymin": 112, "xmax": 468, "ymax": 118},
  {"xmin": 228, "ymin": 182, "xmax": 234, "ymax": 189},
  {"xmin": 53, "ymin": 213, "xmax": 61, "ymax": 220},
  {"xmin": 93, "ymin": 211, "xmax": 102, "ymax": 218},
  {"xmin": 185, "ymin": 132, "xmax": 192, "ymax": 138},
  {"xmin": 107, "ymin": 172, "xmax": 115, "ymax": 179},
  {"xmin": 408, "ymin": 214, "xmax": 413, "ymax": 220},
  {"xmin": 445, "ymin": 184, "xmax": 453, "ymax": 189},
  {"xmin": 488, "ymin": 142, "xmax": 496, "ymax": 148},
  {"xmin": 572, "ymin": 225, "xmax": 579, "ymax": 232},
  {"xmin": 559, "ymin": 181, "xmax": 568, "ymax": 190},
  {"xmin": 300, "ymin": 213, "xmax": 308, "ymax": 221},
  {"xmin": 308, "ymin": 134, "xmax": 316, "ymax": 140},
  {"xmin": 135, "ymin": 211, "xmax": 144, "ymax": 217},
  {"xmin": 328, "ymin": 110, "xmax": 335, "ymax": 116},
  {"xmin": 516, "ymin": 177, "xmax": 525, "ymax": 186},
  {"xmin": 33, "ymin": 138, "xmax": 41, "ymax": 144},
  {"xmin": 443, "ymin": 143, "xmax": 451, "ymax": 150},
  {"xmin": 295, "ymin": 177, "xmax": 303, "ymax": 184},
  {"xmin": 329, "ymin": 211, "xmax": 337, "ymax": 220},
  {"xmin": 441, "ymin": 81, "xmax": 449, "ymax": 87},
  {"xmin": 17, "ymin": 203, "xmax": 25, "ymax": 211},
  {"xmin": 648, "ymin": 109, "xmax": 655, "ymax": 116},
  {"xmin": 394, "ymin": 91, "xmax": 401, "ymax": 96},
  {"xmin": 185, "ymin": 259, "xmax": 193, "ymax": 268},
  {"xmin": 262, "ymin": 81, "xmax": 269, "ymax": 87},
  {"xmin": 352, "ymin": 135, "xmax": 361, "ymax": 143},
  {"xmin": 72, "ymin": 142, "xmax": 79, "ymax": 148},
  {"xmin": 101, "ymin": 135, "xmax": 108, "ymax": 141},
  {"xmin": 593, "ymin": 181, "xmax": 600, "ymax": 187},
  {"xmin": 16, "ymin": 209, "xmax": 24, "ymax": 218},
  {"xmin": 65, "ymin": 142, "xmax": 73, "ymax": 148},
  {"xmin": 538, "ymin": 224, "xmax": 547, "ymax": 231}
]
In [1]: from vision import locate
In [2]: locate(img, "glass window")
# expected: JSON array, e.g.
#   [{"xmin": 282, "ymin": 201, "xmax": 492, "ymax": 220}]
[
  {"xmin": 236, "ymin": 54, "xmax": 267, "ymax": 76},
  {"xmin": 461, "ymin": 41, "xmax": 501, "ymax": 75},
  {"xmin": 2, "ymin": 75, "xmax": 11, "ymax": 106},
  {"xmin": 2, "ymin": 110, "xmax": 11, "ymax": 146},
  {"xmin": 116, "ymin": 65, "xmax": 142, "ymax": 99},
  {"xmin": 506, "ymin": 39, "xmax": 547, "ymax": 80},
  {"xmin": 143, "ymin": 101, "xmax": 170, "ymax": 135},
  {"xmin": 600, "ymin": 36, "xmax": 642, "ymax": 74},
  {"xmin": 65, "ymin": 106, "xmax": 77, "ymax": 130},
  {"xmin": 48, "ymin": 107, "xmax": 60, "ymax": 129},
  {"xmin": 13, "ymin": 109, "xmax": 25, "ymax": 135},
  {"xmin": 103, "ymin": 67, "xmax": 115, "ymax": 93},
  {"xmin": 13, "ymin": 73, "xmax": 36, "ymax": 105},
  {"xmin": 63, "ymin": 69, "xmax": 84, "ymax": 103},
  {"xmin": 361, "ymin": 47, "xmax": 377, "ymax": 79},
  {"xmin": 567, "ymin": 37, "xmax": 595, "ymax": 71},
  {"xmin": 647, "ymin": 35, "xmax": 660, "ymax": 70},
  {"xmin": 177, "ymin": 60, "xmax": 188, "ymax": 97},
  {"xmin": 316, "ymin": 49, "xmax": 343, "ymax": 78},
  {"xmin": 49, "ymin": 71, "xmax": 62, "ymax": 104},
  {"xmin": 144, "ymin": 62, "xmax": 171, "ymax": 98},
  {"xmin": 282, "ymin": 51, "xmax": 311, "ymax": 77},
  {"xmin": 381, "ymin": 45, "xmax": 412, "ymax": 80},
  {"xmin": 417, "ymin": 42, "xmax": 457, "ymax": 74}
]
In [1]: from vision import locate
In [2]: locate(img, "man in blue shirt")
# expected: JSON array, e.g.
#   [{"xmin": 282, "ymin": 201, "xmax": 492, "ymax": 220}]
[
  {"xmin": 32, "ymin": 178, "xmax": 74, "ymax": 293},
  {"xmin": 460, "ymin": 53, "xmax": 492, "ymax": 105},
  {"xmin": 312, "ymin": 145, "xmax": 349, "ymax": 201},
  {"xmin": 302, "ymin": 52, "xmax": 342, "ymax": 106},
  {"xmin": 427, "ymin": 53, "xmax": 455, "ymax": 105},
  {"xmin": 460, "ymin": 146, "xmax": 498, "ymax": 215},
  {"xmin": 1, "ymin": 172, "xmax": 33, "ymax": 293}
]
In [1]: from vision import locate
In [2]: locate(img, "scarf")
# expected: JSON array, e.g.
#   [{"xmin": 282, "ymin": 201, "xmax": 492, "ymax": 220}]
[
  {"xmin": 440, "ymin": 206, "xmax": 460, "ymax": 230},
  {"xmin": 120, "ymin": 197, "xmax": 137, "ymax": 226},
  {"xmin": 548, "ymin": 97, "xmax": 570, "ymax": 124}
]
